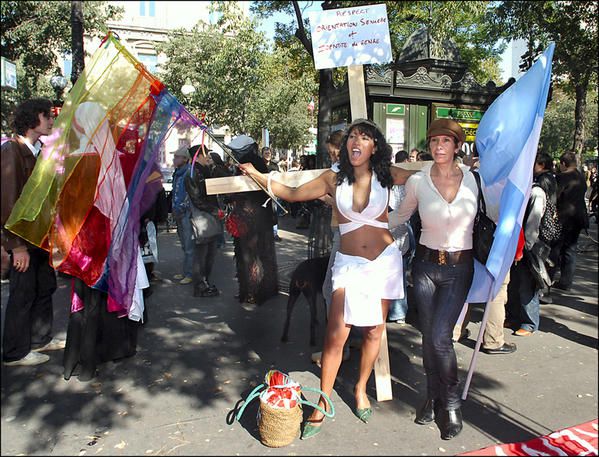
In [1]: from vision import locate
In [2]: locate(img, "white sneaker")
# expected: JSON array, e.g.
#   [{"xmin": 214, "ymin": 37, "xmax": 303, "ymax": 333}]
[
  {"xmin": 4, "ymin": 351, "xmax": 50, "ymax": 366},
  {"xmin": 173, "ymin": 274, "xmax": 185, "ymax": 280},
  {"xmin": 32, "ymin": 337, "xmax": 66, "ymax": 352},
  {"xmin": 179, "ymin": 276, "xmax": 193, "ymax": 285}
]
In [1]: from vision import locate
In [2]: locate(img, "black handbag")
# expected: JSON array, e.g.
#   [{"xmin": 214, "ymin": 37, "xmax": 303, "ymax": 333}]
[{"xmin": 472, "ymin": 171, "xmax": 497, "ymax": 265}]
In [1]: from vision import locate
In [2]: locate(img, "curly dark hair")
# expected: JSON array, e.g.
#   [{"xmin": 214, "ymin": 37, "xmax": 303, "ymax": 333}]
[
  {"xmin": 11, "ymin": 98, "xmax": 53, "ymax": 136},
  {"xmin": 336, "ymin": 121, "xmax": 393, "ymax": 189}
]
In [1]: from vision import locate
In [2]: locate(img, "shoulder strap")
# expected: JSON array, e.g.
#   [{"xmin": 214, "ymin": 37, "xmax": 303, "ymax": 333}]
[{"xmin": 472, "ymin": 170, "xmax": 487, "ymax": 215}]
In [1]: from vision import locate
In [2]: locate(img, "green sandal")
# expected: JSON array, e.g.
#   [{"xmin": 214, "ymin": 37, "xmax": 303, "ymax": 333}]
[
  {"xmin": 354, "ymin": 407, "xmax": 373, "ymax": 423},
  {"xmin": 301, "ymin": 417, "xmax": 324, "ymax": 440}
]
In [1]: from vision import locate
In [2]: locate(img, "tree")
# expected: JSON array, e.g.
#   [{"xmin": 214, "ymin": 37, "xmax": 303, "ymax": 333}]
[
  {"xmin": 0, "ymin": 1, "xmax": 122, "ymax": 131},
  {"xmin": 245, "ymin": 47, "xmax": 317, "ymax": 150},
  {"xmin": 156, "ymin": 2, "xmax": 315, "ymax": 149},
  {"xmin": 156, "ymin": 3, "xmax": 268, "ymax": 135},
  {"xmin": 71, "ymin": 0, "xmax": 85, "ymax": 85},
  {"xmin": 540, "ymin": 86, "xmax": 598, "ymax": 160},
  {"xmin": 490, "ymin": 1, "xmax": 598, "ymax": 165},
  {"xmin": 251, "ymin": 1, "xmax": 333, "ymax": 166}
]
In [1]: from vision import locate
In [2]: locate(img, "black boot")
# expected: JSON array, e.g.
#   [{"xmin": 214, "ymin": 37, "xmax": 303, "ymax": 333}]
[
  {"xmin": 438, "ymin": 408, "xmax": 463, "ymax": 440},
  {"xmin": 414, "ymin": 398, "xmax": 437, "ymax": 425}
]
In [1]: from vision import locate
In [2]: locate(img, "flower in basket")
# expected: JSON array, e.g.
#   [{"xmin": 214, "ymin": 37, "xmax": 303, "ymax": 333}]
[{"xmin": 225, "ymin": 212, "xmax": 247, "ymax": 238}]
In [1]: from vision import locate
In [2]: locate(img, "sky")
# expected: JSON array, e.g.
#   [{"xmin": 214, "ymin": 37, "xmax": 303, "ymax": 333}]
[
  {"xmin": 250, "ymin": 1, "xmax": 517, "ymax": 84},
  {"xmin": 251, "ymin": 1, "xmax": 322, "ymax": 45}
]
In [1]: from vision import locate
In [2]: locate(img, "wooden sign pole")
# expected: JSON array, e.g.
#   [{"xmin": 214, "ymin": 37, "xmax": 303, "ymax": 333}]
[
  {"xmin": 348, "ymin": 64, "xmax": 368, "ymax": 119},
  {"xmin": 348, "ymin": 63, "xmax": 393, "ymax": 402}
]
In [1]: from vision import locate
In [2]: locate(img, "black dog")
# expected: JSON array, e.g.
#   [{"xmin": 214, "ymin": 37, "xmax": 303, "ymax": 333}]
[{"xmin": 281, "ymin": 255, "xmax": 330, "ymax": 346}]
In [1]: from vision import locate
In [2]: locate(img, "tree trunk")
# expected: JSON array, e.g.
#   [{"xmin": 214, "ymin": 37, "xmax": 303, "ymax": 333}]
[
  {"xmin": 316, "ymin": 69, "xmax": 333, "ymax": 168},
  {"xmin": 291, "ymin": 0, "xmax": 333, "ymax": 167},
  {"xmin": 572, "ymin": 79, "xmax": 588, "ymax": 169},
  {"xmin": 71, "ymin": 0, "xmax": 85, "ymax": 86}
]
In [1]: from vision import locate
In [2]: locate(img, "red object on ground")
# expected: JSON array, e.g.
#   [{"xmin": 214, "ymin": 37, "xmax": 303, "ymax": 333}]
[{"xmin": 459, "ymin": 419, "xmax": 598, "ymax": 456}]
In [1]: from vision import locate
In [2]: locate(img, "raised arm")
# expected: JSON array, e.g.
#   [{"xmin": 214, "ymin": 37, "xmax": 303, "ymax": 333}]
[
  {"xmin": 238, "ymin": 163, "xmax": 335, "ymax": 203},
  {"xmin": 391, "ymin": 164, "xmax": 418, "ymax": 185}
]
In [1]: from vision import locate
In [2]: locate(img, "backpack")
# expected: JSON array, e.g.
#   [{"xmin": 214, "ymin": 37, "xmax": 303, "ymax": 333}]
[{"xmin": 535, "ymin": 183, "xmax": 563, "ymax": 246}]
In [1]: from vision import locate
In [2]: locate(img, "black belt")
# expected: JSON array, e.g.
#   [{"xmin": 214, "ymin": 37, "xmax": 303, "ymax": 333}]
[{"xmin": 416, "ymin": 245, "xmax": 473, "ymax": 265}]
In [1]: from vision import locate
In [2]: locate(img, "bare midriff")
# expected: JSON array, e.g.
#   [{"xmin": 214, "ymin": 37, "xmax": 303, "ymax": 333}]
[{"xmin": 337, "ymin": 212, "xmax": 394, "ymax": 260}]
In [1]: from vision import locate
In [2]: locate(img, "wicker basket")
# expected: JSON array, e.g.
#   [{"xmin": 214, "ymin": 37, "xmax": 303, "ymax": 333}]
[
  {"xmin": 235, "ymin": 370, "xmax": 335, "ymax": 448},
  {"xmin": 257, "ymin": 395, "xmax": 302, "ymax": 448}
]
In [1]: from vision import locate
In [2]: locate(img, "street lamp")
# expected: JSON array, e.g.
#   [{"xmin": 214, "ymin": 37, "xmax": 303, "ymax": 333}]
[
  {"xmin": 50, "ymin": 73, "xmax": 68, "ymax": 106},
  {"xmin": 181, "ymin": 78, "xmax": 196, "ymax": 97}
]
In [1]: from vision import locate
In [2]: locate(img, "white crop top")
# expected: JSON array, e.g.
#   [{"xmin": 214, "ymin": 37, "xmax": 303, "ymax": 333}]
[{"xmin": 336, "ymin": 172, "xmax": 388, "ymax": 235}]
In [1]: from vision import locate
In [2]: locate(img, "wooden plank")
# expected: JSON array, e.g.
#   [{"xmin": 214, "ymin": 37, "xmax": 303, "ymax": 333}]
[
  {"xmin": 348, "ymin": 64, "xmax": 367, "ymax": 119},
  {"xmin": 204, "ymin": 162, "xmax": 429, "ymax": 195},
  {"xmin": 205, "ymin": 169, "xmax": 327, "ymax": 195},
  {"xmin": 374, "ymin": 325, "xmax": 393, "ymax": 402}
]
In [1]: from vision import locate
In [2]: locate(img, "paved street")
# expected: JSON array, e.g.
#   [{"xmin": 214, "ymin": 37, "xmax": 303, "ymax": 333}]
[{"xmin": 1, "ymin": 215, "xmax": 597, "ymax": 456}]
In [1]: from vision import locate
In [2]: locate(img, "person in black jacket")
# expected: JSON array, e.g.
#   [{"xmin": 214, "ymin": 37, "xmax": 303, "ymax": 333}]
[
  {"xmin": 185, "ymin": 147, "xmax": 230, "ymax": 297},
  {"xmin": 551, "ymin": 152, "xmax": 589, "ymax": 291}
]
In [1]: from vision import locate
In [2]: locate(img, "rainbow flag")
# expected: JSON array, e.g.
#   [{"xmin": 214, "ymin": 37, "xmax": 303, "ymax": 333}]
[{"xmin": 5, "ymin": 33, "xmax": 204, "ymax": 317}]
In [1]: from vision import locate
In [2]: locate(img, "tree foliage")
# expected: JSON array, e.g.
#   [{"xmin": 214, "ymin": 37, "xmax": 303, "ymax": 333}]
[
  {"xmin": 0, "ymin": 1, "xmax": 122, "ymax": 132},
  {"xmin": 157, "ymin": 3, "xmax": 268, "ymax": 136},
  {"xmin": 541, "ymin": 86, "xmax": 598, "ymax": 160},
  {"xmin": 490, "ymin": 1, "xmax": 598, "ymax": 160},
  {"xmin": 245, "ymin": 47, "xmax": 317, "ymax": 150},
  {"xmin": 157, "ymin": 2, "xmax": 315, "ymax": 150}
]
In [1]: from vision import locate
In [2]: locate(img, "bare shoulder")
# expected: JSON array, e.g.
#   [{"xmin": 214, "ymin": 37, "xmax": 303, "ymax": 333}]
[{"xmin": 318, "ymin": 168, "xmax": 337, "ymax": 189}]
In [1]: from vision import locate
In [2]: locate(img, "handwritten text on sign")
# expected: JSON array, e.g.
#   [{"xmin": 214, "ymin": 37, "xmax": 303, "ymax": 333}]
[{"xmin": 308, "ymin": 4, "xmax": 392, "ymax": 70}]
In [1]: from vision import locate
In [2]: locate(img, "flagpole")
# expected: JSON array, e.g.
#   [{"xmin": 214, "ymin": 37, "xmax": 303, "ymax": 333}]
[{"xmin": 461, "ymin": 297, "xmax": 491, "ymax": 400}]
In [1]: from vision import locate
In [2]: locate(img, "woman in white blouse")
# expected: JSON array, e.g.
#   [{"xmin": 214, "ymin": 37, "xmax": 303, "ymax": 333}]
[{"xmin": 389, "ymin": 119, "xmax": 477, "ymax": 440}]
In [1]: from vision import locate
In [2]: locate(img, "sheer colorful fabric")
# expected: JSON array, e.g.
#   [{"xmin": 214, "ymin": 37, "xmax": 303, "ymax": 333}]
[{"xmin": 5, "ymin": 33, "xmax": 204, "ymax": 317}]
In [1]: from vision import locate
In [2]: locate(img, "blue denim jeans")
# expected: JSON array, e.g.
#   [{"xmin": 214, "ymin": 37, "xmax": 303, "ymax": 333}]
[
  {"xmin": 507, "ymin": 260, "xmax": 540, "ymax": 332},
  {"xmin": 412, "ymin": 255, "xmax": 474, "ymax": 410},
  {"xmin": 174, "ymin": 209, "xmax": 194, "ymax": 278}
]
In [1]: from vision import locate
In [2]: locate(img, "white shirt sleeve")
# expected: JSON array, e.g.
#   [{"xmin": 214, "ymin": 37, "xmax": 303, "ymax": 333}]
[{"xmin": 389, "ymin": 174, "xmax": 419, "ymax": 229}]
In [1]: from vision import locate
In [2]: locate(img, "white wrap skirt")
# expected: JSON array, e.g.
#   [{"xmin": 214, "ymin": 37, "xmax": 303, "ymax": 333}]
[{"xmin": 331, "ymin": 241, "xmax": 404, "ymax": 326}]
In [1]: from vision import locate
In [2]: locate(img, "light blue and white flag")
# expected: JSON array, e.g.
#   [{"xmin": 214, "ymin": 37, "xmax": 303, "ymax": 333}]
[
  {"xmin": 463, "ymin": 43, "xmax": 555, "ymax": 399},
  {"xmin": 467, "ymin": 42, "xmax": 555, "ymax": 304}
]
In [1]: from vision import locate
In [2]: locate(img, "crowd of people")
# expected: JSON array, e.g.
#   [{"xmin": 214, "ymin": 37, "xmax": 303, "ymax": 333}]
[{"xmin": 1, "ymin": 98, "xmax": 596, "ymax": 442}]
